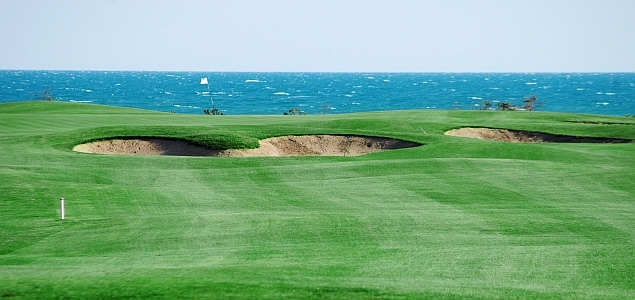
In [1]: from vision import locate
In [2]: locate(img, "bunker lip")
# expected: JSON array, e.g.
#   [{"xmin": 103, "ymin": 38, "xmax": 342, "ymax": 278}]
[
  {"xmin": 73, "ymin": 135, "xmax": 421, "ymax": 157},
  {"xmin": 445, "ymin": 127, "xmax": 633, "ymax": 143}
]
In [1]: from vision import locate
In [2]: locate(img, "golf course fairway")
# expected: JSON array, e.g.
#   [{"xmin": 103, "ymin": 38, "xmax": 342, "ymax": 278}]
[{"xmin": 1, "ymin": 101, "xmax": 635, "ymax": 299}]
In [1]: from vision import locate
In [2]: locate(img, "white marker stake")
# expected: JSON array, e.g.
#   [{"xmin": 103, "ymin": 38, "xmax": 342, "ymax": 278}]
[{"xmin": 60, "ymin": 198, "xmax": 65, "ymax": 220}]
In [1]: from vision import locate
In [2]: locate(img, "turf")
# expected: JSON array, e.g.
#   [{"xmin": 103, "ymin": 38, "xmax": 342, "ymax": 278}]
[{"xmin": 1, "ymin": 101, "xmax": 635, "ymax": 299}]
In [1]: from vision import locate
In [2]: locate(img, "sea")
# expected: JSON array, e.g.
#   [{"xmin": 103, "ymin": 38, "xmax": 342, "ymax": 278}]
[{"xmin": 1, "ymin": 70, "xmax": 634, "ymax": 116}]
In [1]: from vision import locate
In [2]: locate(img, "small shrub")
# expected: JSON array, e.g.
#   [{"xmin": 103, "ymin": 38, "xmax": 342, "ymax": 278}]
[
  {"xmin": 204, "ymin": 108, "xmax": 225, "ymax": 115},
  {"xmin": 522, "ymin": 95, "xmax": 543, "ymax": 111},
  {"xmin": 284, "ymin": 107, "xmax": 307, "ymax": 115},
  {"xmin": 40, "ymin": 86, "xmax": 54, "ymax": 101},
  {"xmin": 497, "ymin": 102, "xmax": 517, "ymax": 111}
]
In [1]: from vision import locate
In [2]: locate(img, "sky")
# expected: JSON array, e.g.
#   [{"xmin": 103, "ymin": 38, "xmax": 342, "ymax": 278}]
[{"xmin": 1, "ymin": 0, "xmax": 634, "ymax": 72}]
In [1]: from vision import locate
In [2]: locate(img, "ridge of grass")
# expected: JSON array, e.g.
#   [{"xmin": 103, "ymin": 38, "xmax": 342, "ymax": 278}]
[{"xmin": 65, "ymin": 126, "xmax": 260, "ymax": 150}]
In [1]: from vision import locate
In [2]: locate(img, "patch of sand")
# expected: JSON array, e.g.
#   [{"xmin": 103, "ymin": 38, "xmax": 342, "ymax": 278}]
[
  {"xmin": 73, "ymin": 135, "xmax": 421, "ymax": 157},
  {"xmin": 445, "ymin": 128, "xmax": 633, "ymax": 143},
  {"xmin": 73, "ymin": 138, "xmax": 223, "ymax": 156}
]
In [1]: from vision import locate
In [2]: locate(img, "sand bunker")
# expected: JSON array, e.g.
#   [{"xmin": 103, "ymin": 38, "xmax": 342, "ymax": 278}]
[
  {"xmin": 445, "ymin": 128, "xmax": 633, "ymax": 143},
  {"xmin": 73, "ymin": 138, "xmax": 222, "ymax": 156},
  {"xmin": 73, "ymin": 135, "xmax": 420, "ymax": 157}
]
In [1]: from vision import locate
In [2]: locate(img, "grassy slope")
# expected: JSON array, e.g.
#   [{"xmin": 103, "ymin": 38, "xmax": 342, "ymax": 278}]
[{"xmin": 1, "ymin": 101, "xmax": 635, "ymax": 299}]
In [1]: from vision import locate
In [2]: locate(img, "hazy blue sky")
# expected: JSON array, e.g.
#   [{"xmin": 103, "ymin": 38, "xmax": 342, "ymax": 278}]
[{"xmin": 1, "ymin": 0, "xmax": 634, "ymax": 72}]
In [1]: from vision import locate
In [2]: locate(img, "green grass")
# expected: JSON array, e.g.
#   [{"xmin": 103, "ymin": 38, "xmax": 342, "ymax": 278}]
[{"xmin": 1, "ymin": 101, "xmax": 635, "ymax": 299}]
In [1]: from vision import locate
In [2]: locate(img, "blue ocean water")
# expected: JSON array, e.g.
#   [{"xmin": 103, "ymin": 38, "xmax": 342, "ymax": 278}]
[{"xmin": 1, "ymin": 70, "xmax": 634, "ymax": 116}]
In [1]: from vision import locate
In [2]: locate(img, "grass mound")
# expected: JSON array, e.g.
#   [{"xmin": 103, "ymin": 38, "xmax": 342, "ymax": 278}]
[{"xmin": 66, "ymin": 126, "xmax": 260, "ymax": 150}]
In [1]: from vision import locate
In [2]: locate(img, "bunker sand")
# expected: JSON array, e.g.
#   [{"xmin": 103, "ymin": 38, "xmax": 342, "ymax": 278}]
[
  {"xmin": 73, "ymin": 135, "xmax": 421, "ymax": 157},
  {"xmin": 445, "ymin": 127, "xmax": 633, "ymax": 143}
]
